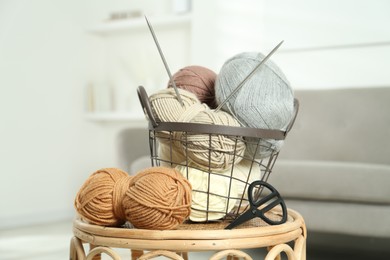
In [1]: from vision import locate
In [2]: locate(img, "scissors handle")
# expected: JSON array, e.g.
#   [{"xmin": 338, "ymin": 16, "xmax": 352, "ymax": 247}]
[
  {"xmin": 225, "ymin": 181, "xmax": 287, "ymax": 229},
  {"xmin": 257, "ymin": 196, "xmax": 287, "ymax": 225}
]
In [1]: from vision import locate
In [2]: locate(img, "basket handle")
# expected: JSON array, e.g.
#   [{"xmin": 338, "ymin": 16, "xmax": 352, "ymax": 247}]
[{"xmin": 137, "ymin": 86, "xmax": 158, "ymax": 127}]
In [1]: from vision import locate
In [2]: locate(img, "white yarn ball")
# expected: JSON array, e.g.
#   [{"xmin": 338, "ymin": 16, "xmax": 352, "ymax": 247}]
[
  {"xmin": 157, "ymin": 143, "xmax": 187, "ymax": 168},
  {"xmin": 215, "ymin": 52, "xmax": 294, "ymax": 158},
  {"xmin": 176, "ymin": 164, "xmax": 238, "ymax": 222},
  {"xmin": 231, "ymin": 159, "xmax": 262, "ymax": 198}
]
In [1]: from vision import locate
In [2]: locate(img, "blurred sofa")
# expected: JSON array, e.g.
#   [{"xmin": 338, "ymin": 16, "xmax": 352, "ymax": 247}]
[
  {"xmin": 121, "ymin": 87, "xmax": 390, "ymax": 240},
  {"xmin": 270, "ymin": 87, "xmax": 390, "ymax": 239}
]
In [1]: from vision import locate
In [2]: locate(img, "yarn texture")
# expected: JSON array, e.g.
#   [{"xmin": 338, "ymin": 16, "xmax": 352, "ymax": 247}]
[
  {"xmin": 158, "ymin": 142, "xmax": 187, "ymax": 168},
  {"xmin": 149, "ymin": 87, "xmax": 200, "ymax": 123},
  {"xmin": 230, "ymin": 159, "xmax": 262, "ymax": 198},
  {"xmin": 122, "ymin": 167, "xmax": 192, "ymax": 230},
  {"xmin": 176, "ymin": 164, "xmax": 238, "ymax": 222},
  {"xmin": 150, "ymin": 88, "xmax": 245, "ymax": 171},
  {"xmin": 74, "ymin": 168, "xmax": 132, "ymax": 227},
  {"xmin": 169, "ymin": 65, "xmax": 217, "ymax": 108},
  {"xmin": 150, "ymin": 88, "xmax": 205, "ymax": 165},
  {"xmin": 179, "ymin": 108, "xmax": 246, "ymax": 170},
  {"xmin": 215, "ymin": 52, "xmax": 294, "ymax": 158}
]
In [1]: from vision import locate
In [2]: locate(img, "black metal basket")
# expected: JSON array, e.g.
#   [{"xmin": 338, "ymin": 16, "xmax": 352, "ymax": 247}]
[{"xmin": 137, "ymin": 86, "xmax": 299, "ymax": 224}]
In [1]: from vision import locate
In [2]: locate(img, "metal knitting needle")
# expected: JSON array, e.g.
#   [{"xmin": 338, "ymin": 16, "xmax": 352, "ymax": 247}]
[
  {"xmin": 215, "ymin": 40, "xmax": 284, "ymax": 112},
  {"xmin": 144, "ymin": 15, "xmax": 184, "ymax": 106}
]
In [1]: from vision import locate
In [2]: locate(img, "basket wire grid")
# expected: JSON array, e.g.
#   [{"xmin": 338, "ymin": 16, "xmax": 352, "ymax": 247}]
[{"xmin": 137, "ymin": 86, "xmax": 299, "ymax": 224}]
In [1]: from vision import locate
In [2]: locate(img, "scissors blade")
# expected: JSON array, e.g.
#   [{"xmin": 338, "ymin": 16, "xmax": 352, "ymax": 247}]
[
  {"xmin": 144, "ymin": 15, "xmax": 184, "ymax": 106},
  {"xmin": 225, "ymin": 207, "xmax": 256, "ymax": 229},
  {"xmin": 215, "ymin": 40, "xmax": 284, "ymax": 112}
]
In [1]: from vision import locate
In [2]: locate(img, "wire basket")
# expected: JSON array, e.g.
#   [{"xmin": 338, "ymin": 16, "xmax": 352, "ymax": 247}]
[{"xmin": 137, "ymin": 86, "xmax": 299, "ymax": 225}]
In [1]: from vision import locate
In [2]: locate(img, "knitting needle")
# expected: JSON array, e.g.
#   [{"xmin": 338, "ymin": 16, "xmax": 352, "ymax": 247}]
[
  {"xmin": 215, "ymin": 40, "xmax": 284, "ymax": 112},
  {"xmin": 144, "ymin": 15, "xmax": 184, "ymax": 106}
]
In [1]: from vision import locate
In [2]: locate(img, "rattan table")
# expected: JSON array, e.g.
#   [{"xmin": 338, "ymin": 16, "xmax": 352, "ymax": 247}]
[{"xmin": 70, "ymin": 208, "xmax": 306, "ymax": 260}]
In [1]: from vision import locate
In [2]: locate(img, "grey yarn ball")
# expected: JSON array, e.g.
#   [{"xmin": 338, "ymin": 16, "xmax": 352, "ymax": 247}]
[{"xmin": 215, "ymin": 52, "xmax": 294, "ymax": 158}]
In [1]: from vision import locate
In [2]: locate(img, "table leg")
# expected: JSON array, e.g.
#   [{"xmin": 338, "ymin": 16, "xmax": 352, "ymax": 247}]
[
  {"xmin": 294, "ymin": 235, "xmax": 306, "ymax": 260},
  {"xmin": 70, "ymin": 237, "xmax": 86, "ymax": 260}
]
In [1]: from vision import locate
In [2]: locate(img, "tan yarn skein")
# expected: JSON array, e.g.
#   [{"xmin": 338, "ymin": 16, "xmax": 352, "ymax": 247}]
[
  {"xmin": 180, "ymin": 108, "xmax": 246, "ymax": 170},
  {"xmin": 149, "ymin": 88, "xmax": 200, "ymax": 123},
  {"xmin": 158, "ymin": 102, "xmax": 208, "ymax": 167},
  {"xmin": 122, "ymin": 167, "xmax": 192, "ymax": 230},
  {"xmin": 150, "ymin": 88, "xmax": 205, "ymax": 166},
  {"xmin": 149, "ymin": 87, "xmax": 245, "ymax": 170},
  {"xmin": 74, "ymin": 168, "xmax": 132, "ymax": 226}
]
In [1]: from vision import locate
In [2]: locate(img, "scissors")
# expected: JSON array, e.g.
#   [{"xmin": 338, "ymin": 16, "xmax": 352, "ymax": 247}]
[{"xmin": 225, "ymin": 180, "xmax": 287, "ymax": 229}]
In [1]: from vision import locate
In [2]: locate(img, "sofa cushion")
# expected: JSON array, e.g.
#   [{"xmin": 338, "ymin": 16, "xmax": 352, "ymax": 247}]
[
  {"xmin": 284, "ymin": 199, "xmax": 390, "ymax": 238},
  {"xmin": 279, "ymin": 87, "xmax": 390, "ymax": 166},
  {"xmin": 270, "ymin": 160, "xmax": 390, "ymax": 204}
]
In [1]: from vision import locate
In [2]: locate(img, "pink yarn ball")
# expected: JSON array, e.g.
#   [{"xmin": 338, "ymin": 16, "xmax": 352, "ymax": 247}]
[{"xmin": 168, "ymin": 65, "xmax": 217, "ymax": 108}]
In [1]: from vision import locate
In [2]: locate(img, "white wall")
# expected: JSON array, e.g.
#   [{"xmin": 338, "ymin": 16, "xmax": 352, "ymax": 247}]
[
  {"xmin": 0, "ymin": 0, "xmax": 176, "ymax": 229},
  {"xmin": 192, "ymin": 0, "xmax": 390, "ymax": 89},
  {"xmin": 0, "ymin": 0, "xmax": 99, "ymax": 229}
]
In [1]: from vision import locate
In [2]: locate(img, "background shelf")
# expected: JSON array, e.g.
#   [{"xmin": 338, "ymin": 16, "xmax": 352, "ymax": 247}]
[{"xmin": 87, "ymin": 13, "xmax": 192, "ymax": 35}]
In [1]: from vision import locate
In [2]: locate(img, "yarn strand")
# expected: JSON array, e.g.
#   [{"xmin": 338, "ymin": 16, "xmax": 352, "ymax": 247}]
[
  {"xmin": 122, "ymin": 167, "xmax": 192, "ymax": 230},
  {"xmin": 74, "ymin": 168, "xmax": 132, "ymax": 226},
  {"xmin": 215, "ymin": 40, "xmax": 283, "ymax": 112}
]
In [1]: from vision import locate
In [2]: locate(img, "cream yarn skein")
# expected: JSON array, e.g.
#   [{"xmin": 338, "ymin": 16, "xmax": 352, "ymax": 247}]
[
  {"xmin": 231, "ymin": 159, "xmax": 262, "ymax": 198},
  {"xmin": 176, "ymin": 164, "xmax": 238, "ymax": 222}
]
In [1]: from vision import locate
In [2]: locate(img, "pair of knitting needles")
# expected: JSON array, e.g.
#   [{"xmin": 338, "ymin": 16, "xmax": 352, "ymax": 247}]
[{"xmin": 144, "ymin": 15, "xmax": 283, "ymax": 110}]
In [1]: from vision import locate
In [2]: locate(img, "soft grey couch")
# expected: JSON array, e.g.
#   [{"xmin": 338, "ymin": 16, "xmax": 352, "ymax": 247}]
[{"xmin": 270, "ymin": 87, "xmax": 390, "ymax": 240}]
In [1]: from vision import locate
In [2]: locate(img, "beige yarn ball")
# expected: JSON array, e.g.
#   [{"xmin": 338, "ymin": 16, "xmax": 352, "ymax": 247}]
[
  {"xmin": 149, "ymin": 88, "xmax": 206, "ymax": 167},
  {"xmin": 180, "ymin": 108, "xmax": 246, "ymax": 170},
  {"xmin": 159, "ymin": 102, "xmax": 208, "ymax": 164},
  {"xmin": 149, "ymin": 88, "xmax": 201, "ymax": 123},
  {"xmin": 149, "ymin": 88, "xmax": 245, "ymax": 171}
]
